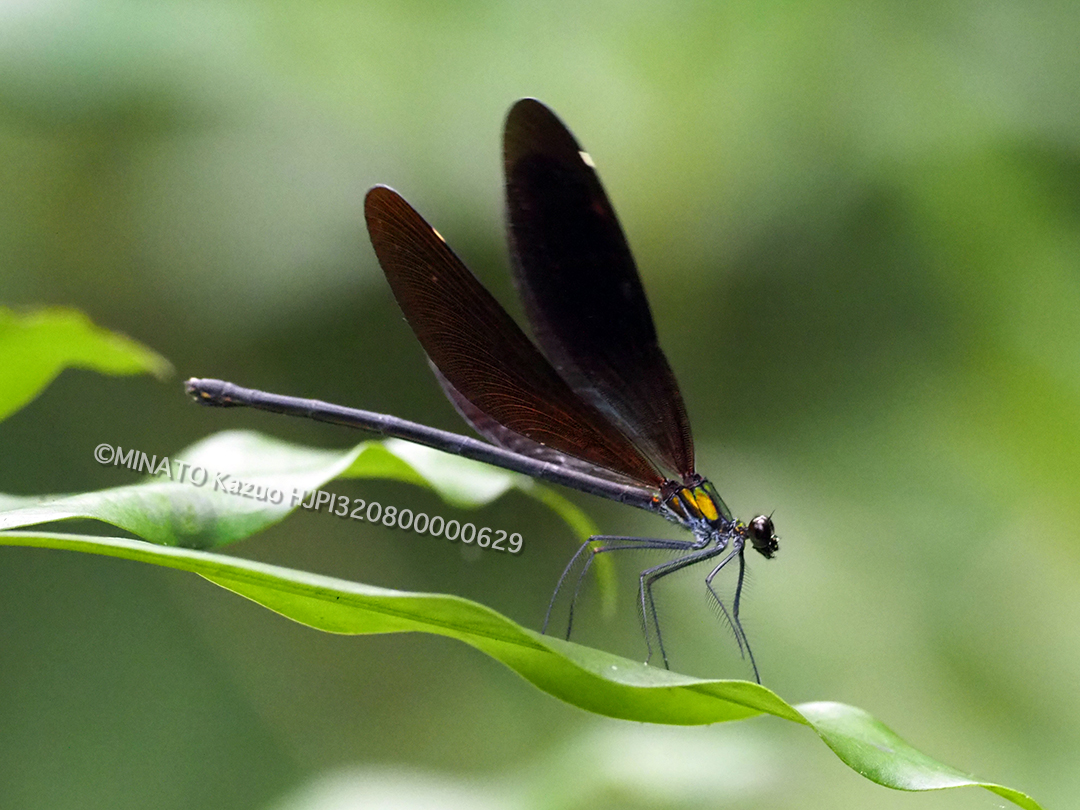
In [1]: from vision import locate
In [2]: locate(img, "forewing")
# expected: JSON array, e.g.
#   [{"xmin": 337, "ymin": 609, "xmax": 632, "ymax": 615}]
[
  {"xmin": 364, "ymin": 185, "xmax": 663, "ymax": 487},
  {"xmin": 429, "ymin": 362, "xmax": 648, "ymax": 487},
  {"xmin": 504, "ymin": 98, "xmax": 696, "ymax": 478}
]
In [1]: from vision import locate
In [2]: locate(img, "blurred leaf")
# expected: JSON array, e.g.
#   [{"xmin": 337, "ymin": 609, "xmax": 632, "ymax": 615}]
[
  {"xmin": 0, "ymin": 528, "xmax": 1043, "ymax": 809},
  {"xmin": 0, "ymin": 306, "xmax": 171, "ymax": 423},
  {"xmin": 0, "ymin": 430, "xmax": 586, "ymax": 549},
  {"xmin": 0, "ymin": 3, "xmax": 250, "ymax": 127}
]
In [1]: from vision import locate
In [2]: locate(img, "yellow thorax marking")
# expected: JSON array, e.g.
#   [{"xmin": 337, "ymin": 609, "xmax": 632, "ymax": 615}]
[{"xmin": 693, "ymin": 487, "xmax": 720, "ymax": 522}]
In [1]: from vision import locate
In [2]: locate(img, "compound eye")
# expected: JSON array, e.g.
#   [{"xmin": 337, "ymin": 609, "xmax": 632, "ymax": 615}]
[{"xmin": 749, "ymin": 515, "xmax": 778, "ymax": 558}]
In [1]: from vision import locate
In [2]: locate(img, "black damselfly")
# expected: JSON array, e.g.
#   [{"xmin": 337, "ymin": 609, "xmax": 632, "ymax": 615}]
[{"xmin": 187, "ymin": 98, "xmax": 778, "ymax": 680}]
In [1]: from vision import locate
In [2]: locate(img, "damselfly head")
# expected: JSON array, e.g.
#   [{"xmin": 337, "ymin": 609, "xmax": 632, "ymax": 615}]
[{"xmin": 748, "ymin": 514, "xmax": 779, "ymax": 558}]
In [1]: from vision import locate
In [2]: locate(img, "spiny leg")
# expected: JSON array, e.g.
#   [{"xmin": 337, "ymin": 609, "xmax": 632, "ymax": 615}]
[
  {"xmin": 567, "ymin": 538, "xmax": 701, "ymax": 643},
  {"xmin": 704, "ymin": 541, "xmax": 761, "ymax": 683},
  {"xmin": 543, "ymin": 537, "xmax": 596, "ymax": 635},
  {"xmin": 703, "ymin": 542, "xmax": 746, "ymax": 654},
  {"xmin": 731, "ymin": 547, "xmax": 761, "ymax": 683},
  {"xmin": 637, "ymin": 544, "xmax": 731, "ymax": 668},
  {"xmin": 544, "ymin": 536, "xmax": 696, "ymax": 640}
]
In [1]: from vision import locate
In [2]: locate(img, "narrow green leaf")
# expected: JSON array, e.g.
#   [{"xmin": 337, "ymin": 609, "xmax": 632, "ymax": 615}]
[
  {"xmin": 1, "ymin": 431, "xmax": 368, "ymax": 547},
  {"xmin": 0, "ymin": 306, "xmax": 172, "ymax": 422},
  {"xmin": 798, "ymin": 702, "xmax": 1042, "ymax": 809},
  {"xmin": 0, "ymin": 529, "xmax": 1044, "ymax": 809},
  {"xmin": 0, "ymin": 431, "xmax": 589, "ymax": 551}
]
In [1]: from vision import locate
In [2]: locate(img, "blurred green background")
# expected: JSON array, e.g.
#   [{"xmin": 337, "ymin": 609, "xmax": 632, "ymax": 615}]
[{"xmin": 1, "ymin": 2, "xmax": 1077, "ymax": 808}]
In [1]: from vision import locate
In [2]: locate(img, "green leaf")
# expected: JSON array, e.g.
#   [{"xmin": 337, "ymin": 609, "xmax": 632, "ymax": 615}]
[
  {"xmin": 0, "ymin": 529, "xmax": 1044, "ymax": 809},
  {"xmin": 0, "ymin": 429, "xmax": 1040, "ymax": 805},
  {"xmin": 0, "ymin": 306, "xmax": 172, "ymax": 422},
  {"xmin": 0, "ymin": 430, "xmax": 589, "ymax": 550}
]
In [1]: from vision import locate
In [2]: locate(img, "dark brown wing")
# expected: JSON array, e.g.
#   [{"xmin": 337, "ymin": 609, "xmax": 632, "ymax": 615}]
[
  {"xmin": 504, "ymin": 98, "xmax": 696, "ymax": 479},
  {"xmin": 364, "ymin": 185, "xmax": 664, "ymax": 487},
  {"xmin": 430, "ymin": 363, "xmax": 646, "ymax": 487}
]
